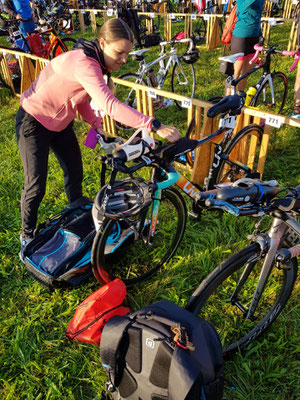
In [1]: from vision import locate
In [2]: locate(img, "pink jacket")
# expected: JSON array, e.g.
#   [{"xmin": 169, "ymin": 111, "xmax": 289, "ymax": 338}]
[{"xmin": 21, "ymin": 49, "xmax": 153, "ymax": 132}]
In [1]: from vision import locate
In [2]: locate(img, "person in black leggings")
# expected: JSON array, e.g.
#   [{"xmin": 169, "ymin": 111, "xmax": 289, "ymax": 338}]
[{"xmin": 225, "ymin": 0, "xmax": 265, "ymax": 95}]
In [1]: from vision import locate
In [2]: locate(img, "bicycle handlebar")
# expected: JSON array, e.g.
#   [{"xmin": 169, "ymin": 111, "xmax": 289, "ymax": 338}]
[
  {"xmin": 249, "ymin": 44, "xmax": 300, "ymax": 72},
  {"xmin": 202, "ymin": 182, "xmax": 300, "ymax": 216},
  {"xmin": 159, "ymin": 37, "xmax": 194, "ymax": 54}
]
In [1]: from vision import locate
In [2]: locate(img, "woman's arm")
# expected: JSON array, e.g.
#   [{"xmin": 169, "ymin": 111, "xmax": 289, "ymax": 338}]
[
  {"xmin": 77, "ymin": 101, "xmax": 102, "ymax": 130},
  {"xmin": 74, "ymin": 53, "xmax": 180, "ymax": 142},
  {"xmin": 73, "ymin": 55, "xmax": 154, "ymax": 131}
]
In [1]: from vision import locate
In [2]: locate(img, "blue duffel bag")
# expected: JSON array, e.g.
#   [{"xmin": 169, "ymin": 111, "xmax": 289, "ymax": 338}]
[{"xmin": 23, "ymin": 197, "xmax": 96, "ymax": 290}]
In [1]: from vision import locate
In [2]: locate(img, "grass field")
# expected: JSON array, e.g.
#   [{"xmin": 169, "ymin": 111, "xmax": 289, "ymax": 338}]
[{"xmin": 0, "ymin": 16, "xmax": 299, "ymax": 400}]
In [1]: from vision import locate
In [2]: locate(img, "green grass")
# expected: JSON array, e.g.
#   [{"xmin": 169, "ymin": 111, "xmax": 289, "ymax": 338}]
[{"xmin": 0, "ymin": 20, "xmax": 300, "ymax": 400}]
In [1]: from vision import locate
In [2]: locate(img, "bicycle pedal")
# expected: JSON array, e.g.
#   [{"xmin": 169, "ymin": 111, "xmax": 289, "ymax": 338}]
[{"xmin": 188, "ymin": 209, "xmax": 202, "ymax": 221}]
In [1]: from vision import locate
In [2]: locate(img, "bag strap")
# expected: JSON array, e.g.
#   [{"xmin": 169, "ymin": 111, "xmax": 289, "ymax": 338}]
[
  {"xmin": 34, "ymin": 199, "xmax": 92, "ymax": 235},
  {"xmin": 136, "ymin": 311, "xmax": 181, "ymax": 328},
  {"xmin": 100, "ymin": 315, "xmax": 133, "ymax": 386}
]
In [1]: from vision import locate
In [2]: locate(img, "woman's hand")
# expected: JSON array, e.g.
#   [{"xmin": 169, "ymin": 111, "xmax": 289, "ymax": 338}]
[
  {"xmin": 96, "ymin": 127, "xmax": 107, "ymax": 140},
  {"xmin": 156, "ymin": 124, "xmax": 180, "ymax": 142}
]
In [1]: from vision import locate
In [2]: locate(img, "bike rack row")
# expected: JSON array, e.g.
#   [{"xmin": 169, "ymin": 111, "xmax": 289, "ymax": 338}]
[
  {"xmin": 66, "ymin": 6, "xmax": 299, "ymax": 50},
  {"xmin": 1, "ymin": 47, "xmax": 298, "ymax": 186}
]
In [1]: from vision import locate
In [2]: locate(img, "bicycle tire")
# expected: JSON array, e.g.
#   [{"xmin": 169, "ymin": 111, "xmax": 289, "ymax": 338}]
[
  {"xmin": 92, "ymin": 187, "xmax": 187, "ymax": 287},
  {"xmin": 192, "ymin": 17, "xmax": 206, "ymax": 45},
  {"xmin": 114, "ymin": 73, "xmax": 147, "ymax": 132},
  {"xmin": 171, "ymin": 62, "xmax": 195, "ymax": 108},
  {"xmin": 213, "ymin": 124, "xmax": 263, "ymax": 187},
  {"xmin": 252, "ymin": 71, "xmax": 288, "ymax": 115},
  {"xmin": 52, "ymin": 37, "xmax": 77, "ymax": 58},
  {"xmin": 186, "ymin": 243, "xmax": 298, "ymax": 354}
]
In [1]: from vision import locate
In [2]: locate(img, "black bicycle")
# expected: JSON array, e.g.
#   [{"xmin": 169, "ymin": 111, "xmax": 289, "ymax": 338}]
[{"xmin": 91, "ymin": 93, "xmax": 263, "ymax": 286}]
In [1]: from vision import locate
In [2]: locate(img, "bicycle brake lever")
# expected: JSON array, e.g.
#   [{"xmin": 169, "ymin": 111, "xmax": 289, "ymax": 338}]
[{"xmin": 98, "ymin": 135, "xmax": 123, "ymax": 154}]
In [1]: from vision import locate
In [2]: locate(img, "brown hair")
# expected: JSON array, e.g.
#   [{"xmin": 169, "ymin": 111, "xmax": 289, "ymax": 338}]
[
  {"xmin": 99, "ymin": 18, "xmax": 134, "ymax": 44},
  {"xmin": 98, "ymin": 19, "xmax": 134, "ymax": 91}
]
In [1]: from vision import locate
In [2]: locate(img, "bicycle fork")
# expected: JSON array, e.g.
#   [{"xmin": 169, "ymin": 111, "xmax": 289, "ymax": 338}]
[
  {"xmin": 230, "ymin": 217, "xmax": 286, "ymax": 321},
  {"xmin": 252, "ymin": 73, "xmax": 276, "ymax": 107}
]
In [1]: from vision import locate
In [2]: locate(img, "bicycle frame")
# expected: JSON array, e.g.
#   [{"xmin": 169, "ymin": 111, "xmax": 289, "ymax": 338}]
[
  {"xmin": 232, "ymin": 59, "xmax": 276, "ymax": 105},
  {"xmin": 5, "ymin": 19, "xmax": 65, "ymax": 59},
  {"xmin": 134, "ymin": 48, "xmax": 181, "ymax": 89},
  {"xmin": 149, "ymin": 125, "xmax": 242, "ymax": 202},
  {"xmin": 231, "ymin": 211, "xmax": 300, "ymax": 321}
]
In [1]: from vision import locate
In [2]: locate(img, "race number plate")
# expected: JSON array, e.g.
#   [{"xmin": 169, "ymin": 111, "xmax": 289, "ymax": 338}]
[
  {"xmin": 219, "ymin": 116, "xmax": 236, "ymax": 129},
  {"xmin": 265, "ymin": 115, "xmax": 284, "ymax": 128}
]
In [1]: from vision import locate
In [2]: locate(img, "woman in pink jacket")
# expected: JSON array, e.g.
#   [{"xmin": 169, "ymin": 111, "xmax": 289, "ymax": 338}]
[{"xmin": 16, "ymin": 18, "xmax": 180, "ymax": 261}]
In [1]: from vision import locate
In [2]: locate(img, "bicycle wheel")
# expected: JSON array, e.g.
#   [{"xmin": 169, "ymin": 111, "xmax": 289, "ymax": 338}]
[
  {"xmin": 171, "ymin": 62, "xmax": 195, "ymax": 108},
  {"xmin": 52, "ymin": 37, "xmax": 77, "ymax": 58},
  {"xmin": 192, "ymin": 17, "xmax": 206, "ymax": 45},
  {"xmin": 92, "ymin": 187, "xmax": 187, "ymax": 287},
  {"xmin": 253, "ymin": 71, "xmax": 288, "ymax": 115},
  {"xmin": 114, "ymin": 73, "xmax": 148, "ymax": 132},
  {"xmin": 186, "ymin": 243, "xmax": 298, "ymax": 354},
  {"xmin": 213, "ymin": 124, "xmax": 263, "ymax": 186}
]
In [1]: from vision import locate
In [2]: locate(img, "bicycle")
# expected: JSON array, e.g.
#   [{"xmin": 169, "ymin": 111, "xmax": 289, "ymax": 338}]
[
  {"xmin": 190, "ymin": 0, "xmax": 225, "ymax": 46},
  {"xmin": 90, "ymin": 92, "xmax": 263, "ymax": 286},
  {"xmin": 115, "ymin": 37, "xmax": 199, "ymax": 119},
  {"xmin": 3, "ymin": 18, "xmax": 76, "ymax": 58},
  {"xmin": 219, "ymin": 44, "xmax": 300, "ymax": 114},
  {"xmin": 32, "ymin": 0, "xmax": 73, "ymax": 34},
  {"xmin": 186, "ymin": 179, "xmax": 300, "ymax": 355},
  {"xmin": 184, "ymin": 44, "xmax": 300, "ymax": 166}
]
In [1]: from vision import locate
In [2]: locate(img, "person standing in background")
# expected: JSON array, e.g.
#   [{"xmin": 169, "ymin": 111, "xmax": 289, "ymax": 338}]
[
  {"xmin": 226, "ymin": 0, "xmax": 265, "ymax": 95},
  {"xmin": 3, "ymin": 0, "xmax": 36, "ymax": 37},
  {"xmin": 291, "ymin": 1, "xmax": 300, "ymax": 119}
]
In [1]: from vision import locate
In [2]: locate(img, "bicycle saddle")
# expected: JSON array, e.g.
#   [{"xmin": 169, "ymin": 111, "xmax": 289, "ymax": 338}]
[
  {"xmin": 207, "ymin": 94, "xmax": 244, "ymax": 118},
  {"xmin": 129, "ymin": 49, "xmax": 150, "ymax": 57},
  {"xmin": 218, "ymin": 53, "xmax": 244, "ymax": 64}
]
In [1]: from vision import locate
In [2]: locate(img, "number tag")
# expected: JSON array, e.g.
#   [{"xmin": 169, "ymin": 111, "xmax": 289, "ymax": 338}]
[
  {"xmin": 148, "ymin": 88, "xmax": 157, "ymax": 99},
  {"xmin": 219, "ymin": 116, "xmax": 236, "ymax": 128},
  {"xmin": 221, "ymin": 0, "xmax": 228, "ymax": 4},
  {"xmin": 191, "ymin": 14, "xmax": 196, "ymax": 20},
  {"xmin": 107, "ymin": 9, "xmax": 113, "ymax": 16},
  {"xmin": 150, "ymin": 13, "xmax": 155, "ymax": 18},
  {"xmin": 80, "ymin": 9, "xmax": 85, "ymax": 14},
  {"xmin": 169, "ymin": 13, "xmax": 175, "ymax": 19},
  {"xmin": 93, "ymin": 10, "xmax": 97, "ymax": 14},
  {"xmin": 69, "ymin": 9, "xmax": 74, "ymax": 13},
  {"xmin": 204, "ymin": 15, "xmax": 210, "ymax": 21},
  {"xmin": 268, "ymin": 18, "xmax": 277, "ymax": 26},
  {"xmin": 265, "ymin": 115, "xmax": 284, "ymax": 128},
  {"xmin": 181, "ymin": 98, "xmax": 192, "ymax": 109}
]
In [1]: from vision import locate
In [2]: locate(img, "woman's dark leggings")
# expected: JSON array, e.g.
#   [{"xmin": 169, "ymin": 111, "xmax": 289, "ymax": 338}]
[{"xmin": 16, "ymin": 107, "xmax": 83, "ymax": 239}]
